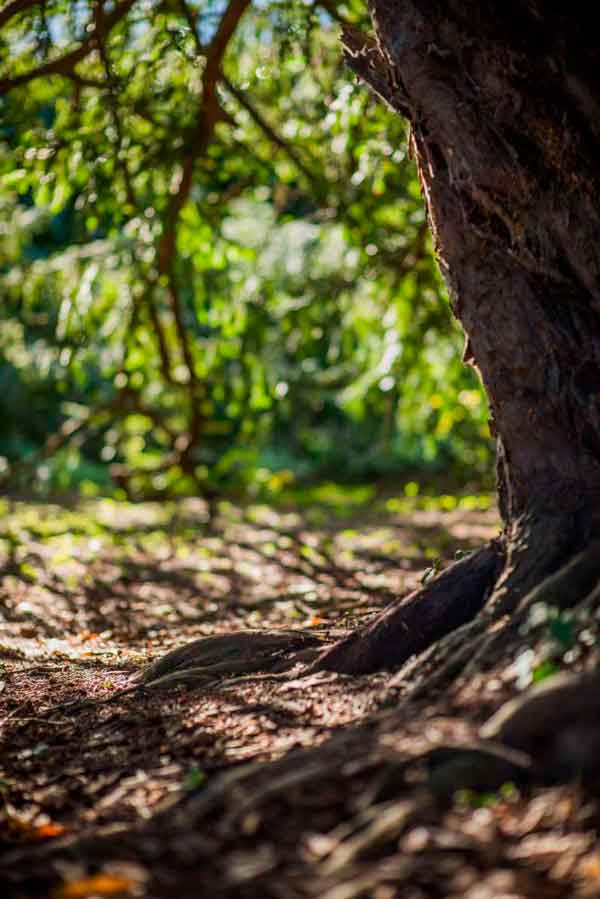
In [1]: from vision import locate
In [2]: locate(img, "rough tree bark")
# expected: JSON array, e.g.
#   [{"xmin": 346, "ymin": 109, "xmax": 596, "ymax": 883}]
[{"xmin": 313, "ymin": 1, "xmax": 600, "ymax": 673}]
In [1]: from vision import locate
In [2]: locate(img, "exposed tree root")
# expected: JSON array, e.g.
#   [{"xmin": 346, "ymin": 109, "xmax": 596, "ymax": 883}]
[
  {"xmin": 308, "ymin": 510, "xmax": 600, "ymax": 685},
  {"xmin": 134, "ymin": 524, "xmax": 600, "ymax": 713},
  {"xmin": 393, "ymin": 537, "xmax": 600, "ymax": 702},
  {"xmin": 485, "ymin": 510, "xmax": 594, "ymax": 617},
  {"xmin": 311, "ymin": 540, "xmax": 505, "ymax": 675},
  {"xmin": 124, "ymin": 515, "xmax": 600, "ymax": 756},
  {"xmin": 137, "ymin": 628, "xmax": 325, "ymax": 689},
  {"xmin": 481, "ymin": 670, "xmax": 600, "ymax": 777},
  {"xmin": 7, "ymin": 666, "xmax": 599, "ymax": 898}
]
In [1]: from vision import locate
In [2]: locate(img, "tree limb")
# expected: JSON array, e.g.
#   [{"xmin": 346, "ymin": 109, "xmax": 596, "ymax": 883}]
[
  {"xmin": 153, "ymin": 0, "xmax": 250, "ymax": 479},
  {"xmin": 0, "ymin": 0, "xmax": 41, "ymax": 30},
  {"xmin": 157, "ymin": 0, "xmax": 251, "ymax": 275},
  {"xmin": 93, "ymin": 1, "xmax": 138, "ymax": 210},
  {"xmin": 0, "ymin": 0, "xmax": 137, "ymax": 95},
  {"xmin": 220, "ymin": 75, "xmax": 319, "ymax": 185}
]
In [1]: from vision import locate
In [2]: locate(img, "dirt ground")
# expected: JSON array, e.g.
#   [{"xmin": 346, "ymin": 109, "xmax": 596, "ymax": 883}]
[{"xmin": 1, "ymin": 491, "xmax": 599, "ymax": 898}]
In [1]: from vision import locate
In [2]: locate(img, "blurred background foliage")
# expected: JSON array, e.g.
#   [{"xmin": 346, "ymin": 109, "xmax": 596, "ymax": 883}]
[{"xmin": 0, "ymin": 0, "xmax": 492, "ymax": 501}]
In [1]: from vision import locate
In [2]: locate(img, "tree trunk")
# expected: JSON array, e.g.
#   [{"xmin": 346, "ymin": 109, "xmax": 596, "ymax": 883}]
[{"xmin": 314, "ymin": 1, "xmax": 600, "ymax": 673}]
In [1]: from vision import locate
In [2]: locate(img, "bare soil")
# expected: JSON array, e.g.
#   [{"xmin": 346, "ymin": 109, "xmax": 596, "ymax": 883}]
[{"xmin": 1, "ymin": 493, "xmax": 599, "ymax": 899}]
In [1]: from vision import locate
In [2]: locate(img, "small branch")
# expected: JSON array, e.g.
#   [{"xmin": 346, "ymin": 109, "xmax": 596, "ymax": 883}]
[
  {"xmin": 0, "ymin": 0, "xmax": 136, "ymax": 95},
  {"xmin": 220, "ymin": 75, "xmax": 320, "ymax": 186},
  {"xmin": 0, "ymin": 390, "xmax": 180, "ymax": 492},
  {"xmin": 151, "ymin": 0, "xmax": 250, "ymax": 480},
  {"xmin": 64, "ymin": 71, "xmax": 107, "ymax": 89},
  {"xmin": 142, "ymin": 280, "xmax": 177, "ymax": 386},
  {"xmin": 0, "ymin": 0, "xmax": 40, "ymax": 30},
  {"xmin": 177, "ymin": 0, "xmax": 204, "ymax": 55},
  {"xmin": 93, "ymin": 0, "xmax": 138, "ymax": 210},
  {"xmin": 114, "ymin": 390, "xmax": 179, "ymax": 446},
  {"xmin": 157, "ymin": 0, "xmax": 251, "ymax": 275},
  {"xmin": 0, "ymin": 406, "xmax": 112, "ymax": 491}
]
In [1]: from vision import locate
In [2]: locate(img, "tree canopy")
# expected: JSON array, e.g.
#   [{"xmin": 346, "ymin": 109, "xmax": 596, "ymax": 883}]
[{"xmin": 0, "ymin": 0, "xmax": 490, "ymax": 499}]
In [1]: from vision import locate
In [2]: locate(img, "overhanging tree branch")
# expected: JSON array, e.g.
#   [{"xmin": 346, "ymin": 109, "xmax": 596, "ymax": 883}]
[
  {"xmin": 0, "ymin": 0, "xmax": 137, "ymax": 95},
  {"xmin": 93, "ymin": 0, "xmax": 138, "ymax": 211},
  {"xmin": 220, "ymin": 75, "xmax": 319, "ymax": 186},
  {"xmin": 153, "ymin": 0, "xmax": 250, "ymax": 480},
  {"xmin": 0, "ymin": 0, "xmax": 41, "ymax": 30},
  {"xmin": 157, "ymin": 0, "xmax": 250, "ymax": 275}
]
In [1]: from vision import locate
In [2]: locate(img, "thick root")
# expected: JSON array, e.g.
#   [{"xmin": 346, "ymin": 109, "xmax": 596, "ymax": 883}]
[
  {"xmin": 404, "ymin": 538, "xmax": 600, "ymax": 701},
  {"xmin": 139, "ymin": 629, "xmax": 324, "ymax": 689},
  {"xmin": 487, "ymin": 510, "xmax": 594, "ymax": 617},
  {"xmin": 137, "ymin": 531, "xmax": 600, "ymax": 692},
  {"xmin": 313, "ymin": 510, "xmax": 600, "ymax": 679},
  {"xmin": 481, "ymin": 670, "xmax": 600, "ymax": 778},
  {"xmin": 311, "ymin": 541, "xmax": 504, "ymax": 675}
]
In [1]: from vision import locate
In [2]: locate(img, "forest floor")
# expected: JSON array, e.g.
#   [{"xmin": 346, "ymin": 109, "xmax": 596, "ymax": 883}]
[{"xmin": 1, "ymin": 488, "xmax": 599, "ymax": 899}]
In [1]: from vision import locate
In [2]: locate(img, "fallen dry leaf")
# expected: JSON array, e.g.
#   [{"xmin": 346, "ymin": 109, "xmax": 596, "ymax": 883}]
[
  {"xmin": 3, "ymin": 811, "xmax": 67, "ymax": 842},
  {"xmin": 29, "ymin": 821, "xmax": 68, "ymax": 841},
  {"xmin": 52, "ymin": 874, "xmax": 135, "ymax": 898}
]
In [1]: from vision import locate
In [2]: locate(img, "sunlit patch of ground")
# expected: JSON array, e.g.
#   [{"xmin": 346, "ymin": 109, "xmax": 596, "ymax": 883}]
[{"xmin": 2, "ymin": 492, "xmax": 599, "ymax": 898}]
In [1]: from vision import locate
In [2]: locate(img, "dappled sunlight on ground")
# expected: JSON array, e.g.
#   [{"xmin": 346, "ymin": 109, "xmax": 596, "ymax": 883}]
[
  {"xmin": 0, "ymin": 492, "xmax": 498, "ymax": 668},
  {"xmin": 3, "ymin": 493, "xmax": 599, "ymax": 899}
]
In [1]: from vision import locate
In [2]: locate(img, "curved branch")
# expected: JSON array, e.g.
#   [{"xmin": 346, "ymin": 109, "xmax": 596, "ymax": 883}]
[
  {"xmin": 0, "ymin": 0, "xmax": 40, "ymax": 30},
  {"xmin": 220, "ymin": 75, "xmax": 319, "ymax": 185},
  {"xmin": 151, "ymin": 0, "xmax": 250, "ymax": 479},
  {"xmin": 0, "ymin": 0, "xmax": 136, "ymax": 95},
  {"xmin": 157, "ymin": 0, "xmax": 251, "ymax": 275}
]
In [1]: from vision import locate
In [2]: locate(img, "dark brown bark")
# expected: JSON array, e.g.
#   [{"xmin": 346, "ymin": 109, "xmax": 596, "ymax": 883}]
[
  {"xmin": 365, "ymin": 1, "xmax": 600, "ymax": 523},
  {"xmin": 316, "ymin": 2, "xmax": 600, "ymax": 673}
]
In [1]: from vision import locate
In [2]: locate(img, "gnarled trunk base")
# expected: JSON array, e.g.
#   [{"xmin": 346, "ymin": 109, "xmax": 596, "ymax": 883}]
[
  {"xmin": 312, "ymin": 540, "xmax": 503, "ymax": 675},
  {"xmin": 314, "ymin": 511, "xmax": 600, "ymax": 677}
]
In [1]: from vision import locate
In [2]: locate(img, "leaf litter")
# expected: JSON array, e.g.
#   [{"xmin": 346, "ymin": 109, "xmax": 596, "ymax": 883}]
[{"xmin": 1, "ymin": 493, "xmax": 599, "ymax": 898}]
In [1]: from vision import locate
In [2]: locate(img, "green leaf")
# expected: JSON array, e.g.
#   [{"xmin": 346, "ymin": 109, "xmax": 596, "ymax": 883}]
[{"xmin": 182, "ymin": 766, "xmax": 206, "ymax": 792}]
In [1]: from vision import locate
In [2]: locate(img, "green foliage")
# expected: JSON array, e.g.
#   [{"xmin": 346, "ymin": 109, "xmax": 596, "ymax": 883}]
[
  {"xmin": 455, "ymin": 781, "xmax": 520, "ymax": 809},
  {"xmin": 518, "ymin": 601, "xmax": 594, "ymax": 687},
  {"xmin": 546, "ymin": 608, "xmax": 575, "ymax": 652},
  {"xmin": 0, "ymin": 1, "xmax": 492, "ymax": 497},
  {"xmin": 182, "ymin": 766, "xmax": 206, "ymax": 792},
  {"xmin": 420, "ymin": 558, "xmax": 442, "ymax": 585},
  {"xmin": 531, "ymin": 659, "xmax": 560, "ymax": 684}
]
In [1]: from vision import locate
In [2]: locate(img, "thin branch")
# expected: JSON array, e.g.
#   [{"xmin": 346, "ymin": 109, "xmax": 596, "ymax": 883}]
[
  {"xmin": 93, "ymin": 0, "xmax": 137, "ymax": 209},
  {"xmin": 114, "ymin": 392, "xmax": 179, "ymax": 445},
  {"xmin": 220, "ymin": 75, "xmax": 320, "ymax": 186},
  {"xmin": 64, "ymin": 71, "xmax": 107, "ymax": 89},
  {"xmin": 0, "ymin": 407, "xmax": 111, "ymax": 491},
  {"xmin": 138, "ymin": 0, "xmax": 249, "ymax": 481},
  {"xmin": 156, "ymin": 1, "xmax": 250, "ymax": 388},
  {"xmin": 0, "ymin": 0, "xmax": 40, "ymax": 30},
  {"xmin": 0, "ymin": 393, "xmax": 180, "ymax": 492},
  {"xmin": 157, "ymin": 0, "xmax": 251, "ymax": 275},
  {"xmin": 177, "ymin": 0, "xmax": 205, "ymax": 55},
  {"xmin": 143, "ymin": 280, "xmax": 177, "ymax": 386},
  {"xmin": 0, "ymin": 0, "xmax": 136, "ymax": 95}
]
